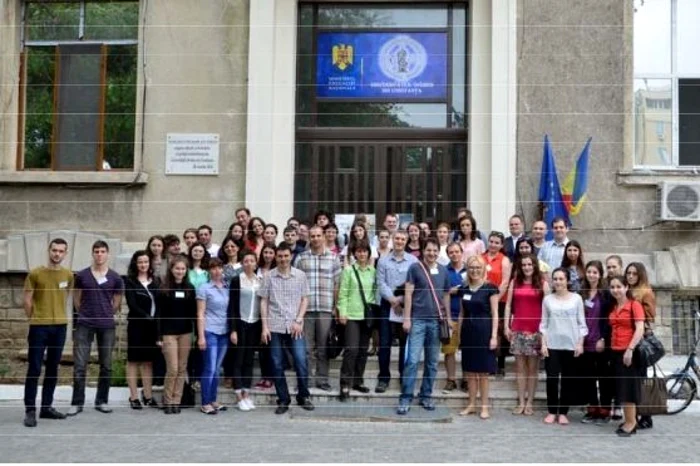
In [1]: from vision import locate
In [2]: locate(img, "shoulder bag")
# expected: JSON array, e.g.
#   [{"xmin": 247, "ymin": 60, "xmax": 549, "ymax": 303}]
[
  {"xmin": 629, "ymin": 300, "xmax": 665, "ymax": 367},
  {"xmin": 417, "ymin": 262, "xmax": 451, "ymax": 345},
  {"xmin": 352, "ymin": 265, "xmax": 380, "ymax": 330}
]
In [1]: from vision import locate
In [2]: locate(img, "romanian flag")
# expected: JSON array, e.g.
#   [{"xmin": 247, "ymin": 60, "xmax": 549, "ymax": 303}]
[{"xmin": 561, "ymin": 138, "xmax": 592, "ymax": 216}]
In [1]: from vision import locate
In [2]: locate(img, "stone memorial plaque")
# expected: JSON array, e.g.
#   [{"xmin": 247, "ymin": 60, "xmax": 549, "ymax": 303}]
[{"xmin": 165, "ymin": 133, "xmax": 220, "ymax": 175}]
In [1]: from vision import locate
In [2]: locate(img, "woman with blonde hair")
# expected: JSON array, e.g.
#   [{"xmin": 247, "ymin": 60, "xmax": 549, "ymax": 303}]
[{"xmin": 458, "ymin": 255, "xmax": 499, "ymax": 419}]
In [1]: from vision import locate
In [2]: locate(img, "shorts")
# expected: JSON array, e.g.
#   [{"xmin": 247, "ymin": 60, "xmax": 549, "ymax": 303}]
[
  {"xmin": 441, "ymin": 321, "xmax": 460, "ymax": 355},
  {"xmin": 509, "ymin": 331, "xmax": 541, "ymax": 357}
]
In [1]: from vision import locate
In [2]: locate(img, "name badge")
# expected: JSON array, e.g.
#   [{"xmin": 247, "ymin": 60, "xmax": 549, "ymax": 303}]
[
  {"xmin": 233, "ymin": 263, "xmax": 242, "ymax": 270},
  {"xmin": 430, "ymin": 268, "xmax": 439, "ymax": 275},
  {"xmin": 463, "ymin": 294, "xmax": 472, "ymax": 301},
  {"xmin": 175, "ymin": 291, "xmax": 185, "ymax": 299},
  {"xmin": 96, "ymin": 277, "xmax": 108, "ymax": 285},
  {"xmin": 486, "ymin": 265, "xmax": 492, "ymax": 272},
  {"xmin": 585, "ymin": 299, "xmax": 594, "ymax": 308},
  {"xmin": 59, "ymin": 281, "xmax": 68, "ymax": 289}
]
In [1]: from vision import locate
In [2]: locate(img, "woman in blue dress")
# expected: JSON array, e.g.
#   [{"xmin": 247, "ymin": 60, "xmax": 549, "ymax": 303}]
[{"xmin": 459, "ymin": 255, "xmax": 499, "ymax": 419}]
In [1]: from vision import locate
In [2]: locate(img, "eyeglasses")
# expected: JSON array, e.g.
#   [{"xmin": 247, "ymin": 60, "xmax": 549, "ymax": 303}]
[{"xmin": 467, "ymin": 266, "xmax": 483, "ymax": 271}]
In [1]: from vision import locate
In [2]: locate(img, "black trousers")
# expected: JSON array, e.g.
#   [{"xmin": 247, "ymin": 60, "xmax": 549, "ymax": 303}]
[
  {"xmin": 497, "ymin": 302, "xmax": 509, "ymax": 371},
  {"xmin": 24, "ymin": 325, "xmax": 66, "ymax": 412},
  {"xmin": 545, "ymin": 349, "xmax": 576, "ymax": 415},
  {"xmin": 232, "ymin": 320, "xmax": 261, "ymax": 390},
  {"xmin": 577, "ymin": 350, "xmax": 614, "ymax": 409},
  {"xmin": 340, "ymin": 320, "xmax": 370, "ymax": 388}
]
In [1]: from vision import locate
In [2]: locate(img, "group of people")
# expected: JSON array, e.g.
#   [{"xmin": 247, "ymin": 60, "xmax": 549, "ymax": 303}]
[{"xmin": 21, "ymin": 207, "xmax": 657, "ymax": 437}]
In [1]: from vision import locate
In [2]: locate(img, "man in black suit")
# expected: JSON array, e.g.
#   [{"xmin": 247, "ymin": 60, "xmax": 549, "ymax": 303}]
[{"xmin": 503, "ymin": 214, "xmax": 525, "ymax": 261}]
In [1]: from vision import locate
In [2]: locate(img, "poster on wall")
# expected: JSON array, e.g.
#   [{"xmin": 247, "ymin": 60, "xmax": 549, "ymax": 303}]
[
  {"xmin": 316, "ymin": 32, "xmax": 448, "ymax": 100},
  {"xmin": 335, "ymin": 214, "xmax": 377, "ymax": 248}
]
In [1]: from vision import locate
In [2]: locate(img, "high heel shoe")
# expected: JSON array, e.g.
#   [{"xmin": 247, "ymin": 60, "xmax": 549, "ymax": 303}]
[
  {"xmin": 129, "ymin": 398, "xmax": 143, "ymax": 410},
  {"xmin": 616, "ymin": 425, "xmax": 638, "ymax": 437}
]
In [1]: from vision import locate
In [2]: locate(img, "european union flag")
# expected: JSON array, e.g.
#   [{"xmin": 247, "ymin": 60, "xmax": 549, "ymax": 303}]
[{"xmin": 538, "ymin": 135, "xmax": 570, "ymax": 240}]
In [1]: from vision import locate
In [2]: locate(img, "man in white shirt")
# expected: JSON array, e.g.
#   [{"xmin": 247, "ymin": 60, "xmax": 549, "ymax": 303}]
[
  {"xmin": 372, "ymin": 213, "xmax": 399, "ymax": 249},
  {"xmin": 537, "ymin": 217, "xmax": 570, "ymax": 270},
  {"xmin": 197, "ymin": 225, "xmax": 220, "ymax": 256}
]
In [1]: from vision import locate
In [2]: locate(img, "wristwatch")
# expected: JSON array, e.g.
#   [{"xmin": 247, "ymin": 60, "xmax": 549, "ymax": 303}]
[{"xmin": 294, "ymin": 318, "xmax": 303, "ymax": 324}]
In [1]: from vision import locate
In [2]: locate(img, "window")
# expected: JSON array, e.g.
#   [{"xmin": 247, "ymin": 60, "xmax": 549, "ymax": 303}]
[
  {"xmin": 633, "ymin": 0, "xmax": 700, "ymax": 167},
  {"xmin": 20, "ymin": 1, "xmax": 139, "ymax": 171}
]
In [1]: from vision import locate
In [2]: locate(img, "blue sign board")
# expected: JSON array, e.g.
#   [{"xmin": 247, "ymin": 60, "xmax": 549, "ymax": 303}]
[{"xmin": 316, "ymin": 32, "xmax": 448, "ymax": 100}]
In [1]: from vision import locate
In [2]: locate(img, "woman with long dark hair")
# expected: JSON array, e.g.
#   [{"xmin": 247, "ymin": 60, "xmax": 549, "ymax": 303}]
[
  {"xmin": 324, "ymin": 222, "xmax": 341, "ymax": 255},
  {"xmin": 187, "ymin": 242, "xmax": 210, "ymax": 291},
  {"xmin": 561, "ymin": 240, "xmax": 585, "ymax": 292},
  {"xmin": 245, "ymin": 217, "xmax": 266, "ymax": 257},
  {"xmin": 218, "ymin": 235, "xmax": 244, "ymax": 286},
  {"xmin": 226, "ymin": 222, "xmax": 245, "ymax": 243},
  {"xmin": 182, "ymin": 228, "xmax": 198, "ymax": 252},
  {"xmin": 257, "ymin": 242, "xmax": 277, "ymax": 279},
  {"xmin": 146, "ymin": 235, "xmax": 167, "ymax": 280},
  {"xmin": 540, "ymin": 268, "xmax": 587, "ymax": 425},
  {"xmin": 263, "ymin": 224, "xmax": 279, "ymax": 245},
  {"xmin": 254, "ymin": 242, "xmax": 275, "ymax": 389},
  {"xmin": 608, "ymin": 275, "xmax": 645, "ymax": 436},
  {"xmin": 156, "ymin": 256, "xmax": 197, "ymax": 414},
  {"xmin": 458, "ymin": 216, "xmax": 485, "ymax": 263},
  {"xmin": 341, "ymin": 222, "xmax": 378, "ymax": 266},
  {"xmin": 124, "ymin": 250, "xmax": 159, "ymax": 409},
  {"xmin": 625, "ymin": 262, "xmax": 657, "ymax": 430},
  {"xmin": 578, "ymin": 260, "xmax": 615, "ymax": 424},
  {"xmin": 405, "ymin": 222, "xmax": 423, "ymax": 258},
  {"xmin": 504, "ymin": 253, "xmax": 550, "ymax": 416}
]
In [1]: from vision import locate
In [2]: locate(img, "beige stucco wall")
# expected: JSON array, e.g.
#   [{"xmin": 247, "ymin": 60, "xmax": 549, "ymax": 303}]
[
  {"xmin": 0, "ymin": 0, "xmax": 249, "ymax": 242},
  {"xmin": 516, "ymin": 0, "xmax": 700, "ymax": 254}
]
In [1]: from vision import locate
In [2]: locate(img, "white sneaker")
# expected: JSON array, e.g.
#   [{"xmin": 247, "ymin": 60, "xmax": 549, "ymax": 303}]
[
  {"xmin": 238, "ymin": 399, "xmax": 251, "ymax": 412},
  {"xmin": 245, "ymin": 398, "xmax": 256, "ymax": 410}
]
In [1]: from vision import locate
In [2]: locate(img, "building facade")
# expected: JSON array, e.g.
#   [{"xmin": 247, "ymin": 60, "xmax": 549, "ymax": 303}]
[{"xmin": 0, "ymin": 0, "xmax": 699, "ymax": 353}]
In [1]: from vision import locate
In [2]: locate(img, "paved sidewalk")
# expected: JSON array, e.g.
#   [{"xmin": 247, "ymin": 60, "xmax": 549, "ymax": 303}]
[{"xmin": 0, "ymin": 397, "xmax": 697, "ymax": 462}]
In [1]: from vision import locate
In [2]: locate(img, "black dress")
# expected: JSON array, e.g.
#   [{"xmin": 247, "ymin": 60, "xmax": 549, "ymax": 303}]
[
  {"xmin": 459, "ymin": 283, "xmax": 499, "ymax": 374},
  {"xmin": 125, "ymin": 277, "xmax": 159, "ymax": 363}
]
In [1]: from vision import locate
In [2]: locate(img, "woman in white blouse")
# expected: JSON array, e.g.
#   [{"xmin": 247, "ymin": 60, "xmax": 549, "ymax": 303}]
[
  {"xmin": 540, "ymin": 267, "xmax": 587, "ymax": 425},
  {"xmin": 227, "ymin": 250, "xmax": 262, "ymax": 411}
]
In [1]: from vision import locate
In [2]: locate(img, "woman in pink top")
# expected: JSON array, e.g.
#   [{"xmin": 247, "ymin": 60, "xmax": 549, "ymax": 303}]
[
  {"xmin": 504, "ymin": 253, "xmax": 550, "ymax": 416},
  {"xmin": 458, "ymin": 215, "xmax": 486, "ymax": 263}
]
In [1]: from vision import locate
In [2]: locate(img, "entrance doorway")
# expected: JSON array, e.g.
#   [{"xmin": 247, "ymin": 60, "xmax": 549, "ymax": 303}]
[
  {"xmin": 294, "ymin": 141, "xmax": 466, "ymax": 224},
  {"xmin": 294, "ymin": 2, "xmax": 468, "ymax": 225}
]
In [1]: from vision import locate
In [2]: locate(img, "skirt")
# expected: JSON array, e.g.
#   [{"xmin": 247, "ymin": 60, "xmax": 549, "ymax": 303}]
[
  {"xmin": 510, "ymin": 331, "xmax": 541, "ymax": 357},
  {"xmin": 613, "ymin": 351, "xmax": 642, "ymax": 405},
  {"xmin": 127, "ymin": 318, "xmax": 158, "ymax": 363}
]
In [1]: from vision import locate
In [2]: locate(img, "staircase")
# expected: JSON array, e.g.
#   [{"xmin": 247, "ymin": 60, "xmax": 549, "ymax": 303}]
[{"xmin": 175, "ymin": 348, "xmax": 548, "ymax": 409}]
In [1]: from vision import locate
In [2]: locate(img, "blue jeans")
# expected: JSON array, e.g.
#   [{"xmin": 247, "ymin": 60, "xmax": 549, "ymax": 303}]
[
  {"xmin": 400, "ymin": 318, "xmax": 440, "ymax": 404},
  {"xmin": 270, "ymin": 332, "xmax": 310, "ymax": 406},
  {"xmin": 201, "ymin": 331, "xmax": 229, "ymax": 406},
  {"xmin": 71, "ymin": 325, "xmax": 115, "ymax": 407},
  {"xmin": 24, "ymin": 325, "xmax": 67, "ymax": 412}
]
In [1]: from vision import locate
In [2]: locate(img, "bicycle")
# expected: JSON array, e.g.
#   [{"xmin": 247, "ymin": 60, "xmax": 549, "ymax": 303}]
[{"xmin": 665, "ymin": 311, "xmax": 700, "ymax": 415}]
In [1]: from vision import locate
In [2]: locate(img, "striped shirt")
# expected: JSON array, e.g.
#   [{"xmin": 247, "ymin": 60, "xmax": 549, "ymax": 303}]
[
  {"xmin": 293, "ymin": 249, "xmax": 342, "ymax": 313},
  {"xmin": 258, "ymin": 267, "xmax": 310, "ymax": 334}
]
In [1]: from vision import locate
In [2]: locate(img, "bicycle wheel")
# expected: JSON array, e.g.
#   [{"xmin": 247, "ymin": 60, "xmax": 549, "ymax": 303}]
[{"xmin": 665, "ymin": 373, "xmax": 696, "ymax": 415}]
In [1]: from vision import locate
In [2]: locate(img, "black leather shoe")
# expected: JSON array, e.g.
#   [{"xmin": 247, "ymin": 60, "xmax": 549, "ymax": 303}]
[
  {"xmin": 352, "ymin": 385, "xmax": 370, "ymax": 393},
  {"xmin": 39, "ymin": 407, "xmax": 67, "ymax": 420},
  {"xmin": 316, "ymin": 382, "xmax": 332, "ymax": 392},
  {"xmin": 616, "ymin": 425, "xmax": 637, "ymax": 437},
  {"xmin": 638, "ymin": 416, "xmax": 653, "ymax": 429},
  {"xmin": 375, "ymin": 382, "xmax": 388, "ymax": 393},
  {"xmin": 275, "ymin": 405, "xmax": 289, "ymax": 415},
  {"xmin": 164, "ymin": 406, "xmax": 173, "ymax": 415},
  {"xmin": 298, "ymin": 399, "xmax": 315, "ymax": 411},
  {"xmin": 339, "ymin": 388, "xmax": 350, "ymax": 402},
  {"xmin": 23, "ymin": 411, "xmax": 37, "ymax": 427},
  {"xmin": 129, "ymin": 398, "xmax": 143, "ymax": 410},
  {"xmin": 95, "ymin": 404, "xmax": 113, "ymax": 414},
  {"xmin": 172, "ymin": 406, "xmax": 181, "ymax": 414}
]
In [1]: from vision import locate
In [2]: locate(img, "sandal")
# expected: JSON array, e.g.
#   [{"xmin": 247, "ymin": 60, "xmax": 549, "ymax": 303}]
[
  {"xmin": 129, "ymin": 398, "xmax": 143, "ymax": 410},
  {"xmin": 212, "ymin": 403, "xmax": 227, "ymax": 412},
  {"xmin": 523, "ymin": 406, "xmax": 534, "ymax": 416},
  {"xmin": 459, "ymin": 405, "xmax": 477, "ymax": 416},
  {"xmin": 480, "ymin": 411, "xmax": 491, "ymax": 420},
  {"xmin": 200, "ymin": 405, "xmax": 217, "ymax": 415},
  {"xmin": 512, "ymin": 405, "xmax": 524, "ymax": 415},
  {"xmin": 557, "ymin": 415, "xmax": 569, "ymax": 425},
  {"xmin": 543, "ymin": 414, "xmax": 556, "ymax": 424}
]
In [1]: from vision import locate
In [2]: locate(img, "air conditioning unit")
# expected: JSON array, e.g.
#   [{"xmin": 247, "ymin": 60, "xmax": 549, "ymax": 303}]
[{"xmin": 657, "ymin": 181, "xmax": 700, "ymax": 221}]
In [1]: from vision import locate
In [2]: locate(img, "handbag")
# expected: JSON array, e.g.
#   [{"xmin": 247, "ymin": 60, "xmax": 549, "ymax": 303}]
[
  {"xmin": 327, "ymin": 321, "xmax": 345, "ymax": 360},
  {"xmin": 629, "ymin": 301, "xmax": 665, "ymax": 367},
  {"xmin": 417, "ymin": 262, "xmax": 451, "ymax": 345},
  {"xmin": 638, "ymin": 365, "xmax": 668, "ymax": 416},
  {"xmin": 180, "ymin": 380, "xmax": 196, "ymax": 408},
  {"xmin": 352, "ymin": 265, "xmax": 380, "ymax": 329}
]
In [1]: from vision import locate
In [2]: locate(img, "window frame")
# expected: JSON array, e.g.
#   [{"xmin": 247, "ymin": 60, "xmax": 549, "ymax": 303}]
[
  {"xmin": 17, "ymin": 0, "xmax": 139, "ymax": 172},
  {"xmin": 633, "ymin": 0, "xmax": 700, "ymax": 170}
]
